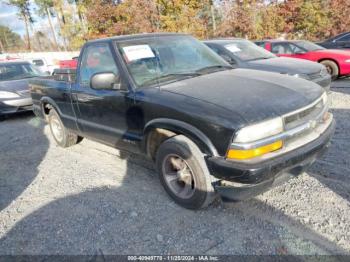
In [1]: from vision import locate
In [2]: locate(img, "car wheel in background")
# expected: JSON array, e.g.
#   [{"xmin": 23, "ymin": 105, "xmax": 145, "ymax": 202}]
[
  {"xmin": 156, "ymin": 135, "xmax": 216, "ymax": 209},
  {"xmin": 320, "ymin": 60, "xmax": 339, "ymax": 80},
  {"xmin": 48, "ymin": 108, "xmax": 82, "ymax": 147}
]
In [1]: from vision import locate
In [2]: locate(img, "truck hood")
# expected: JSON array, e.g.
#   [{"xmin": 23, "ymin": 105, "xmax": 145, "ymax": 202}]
[
  {"xmin": 246, "ymin": 57, "xmax": 323, "ymax": 75},
  {"xmin": 161, "ymin": 69, "xmax": 324, "ymax": 125}
]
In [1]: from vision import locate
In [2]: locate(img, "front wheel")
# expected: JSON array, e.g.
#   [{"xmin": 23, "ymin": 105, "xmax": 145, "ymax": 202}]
[
  {"xmin": 48, "ymin": 109, "xmax": 82, "ymax": 147},
  {"xmin": 320, "ymin": 60, "xmax": 339, "ymax": 80},
  {"xmin": 156, "ymin": 135, "xmax": 216, "ymax": 209}
]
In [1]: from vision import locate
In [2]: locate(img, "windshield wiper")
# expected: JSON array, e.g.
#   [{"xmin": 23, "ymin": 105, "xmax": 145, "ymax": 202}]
[
  {"xmin": 195, "ymin": 65, "xmax": 233, "ymax": 74},
  {"xmin": 22, "ymin": 75, "xmax": 38, "ymax": 79},
  {"xmin": 246, "ymin": 57, "xmax": 272, "ymax": 61},
  {"xmin": 142, "ymin": 72, "xmax": 201, "ymax": 86}
]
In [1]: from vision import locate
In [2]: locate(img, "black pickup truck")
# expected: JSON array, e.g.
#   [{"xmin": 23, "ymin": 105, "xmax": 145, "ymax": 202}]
[{"xmin": 30, "ymin": 33, "xmax": 335, "ymax": 209}]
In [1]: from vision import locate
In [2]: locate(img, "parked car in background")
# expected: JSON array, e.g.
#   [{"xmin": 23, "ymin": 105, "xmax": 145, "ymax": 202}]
[
  {"xmin": 204, "ymin": 39, "xmax": 331, "ymax": 92},
  {"xmin": 59, "ymin": 57, "xmax": 78, "ymax": 69},
  {"xmin": 318, "ymin": 32, "xmax": 350, "ymax": 50},
  {"xmin": 256, "ymin": 40, "xmax": 350, "ymax": 79},
  {"xmin": 28, "ymin": 58, "xmax": 56, "ymax": 75},
  {"xmin": 30, "ymin": 33, "xmax": 334, "ymax": 209},
  {"xmin": 0, "ymin": 61, "xmax": 46, "ymax": 117}
]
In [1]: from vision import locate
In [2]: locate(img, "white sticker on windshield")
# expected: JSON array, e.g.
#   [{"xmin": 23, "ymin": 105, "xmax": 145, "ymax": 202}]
[
  {"xmin": 225, "ymin": 44, "xmax": 241, "ymax": 53},
  {"xmin": 123, "ymin": 45, "xmax": 155, "ymax": 62}
]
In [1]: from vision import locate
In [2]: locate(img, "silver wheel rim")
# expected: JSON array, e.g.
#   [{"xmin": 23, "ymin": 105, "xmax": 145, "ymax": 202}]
[
  {"xmin": 162, "ymin": 154, "xmax": 196, "ymax": 199},
  {"xmin": 51, "ymin": 116, "xmax": 63, "ymax": 142}
]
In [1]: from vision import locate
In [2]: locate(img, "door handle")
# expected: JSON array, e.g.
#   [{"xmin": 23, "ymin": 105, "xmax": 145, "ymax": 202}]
[{"xmin": 76, "ymin": 94, "xmax": 97, "ymax": 102}]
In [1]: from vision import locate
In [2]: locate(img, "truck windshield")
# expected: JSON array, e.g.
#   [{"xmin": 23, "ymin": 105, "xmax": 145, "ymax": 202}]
[
  {"xmin": 117, "ymin": 35, "xmax": 231, "ymax": 87},
  {"xmin": 0, "ymin": 63, "xmax": 42, "ymax": 81}
]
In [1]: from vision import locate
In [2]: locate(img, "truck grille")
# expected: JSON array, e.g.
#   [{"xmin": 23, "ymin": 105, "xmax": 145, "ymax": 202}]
[{"xmin": 284, "ymin": 98, "xmax": 325, "ymax": 130}]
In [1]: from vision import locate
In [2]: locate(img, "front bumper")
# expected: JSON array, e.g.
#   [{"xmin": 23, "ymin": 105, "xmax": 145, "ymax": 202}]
[
  {"xmin": 0, "ymin": 97, "xmax": 33, "ymax": 115},
  {"xmin": 206, "ymin": 118, "xmax": 335, "ymax": 201}
]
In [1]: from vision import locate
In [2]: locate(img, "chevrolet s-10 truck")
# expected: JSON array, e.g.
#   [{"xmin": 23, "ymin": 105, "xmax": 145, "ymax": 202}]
[{"xmin": 29, "ymin": 33, "xmax": 335, "ymax": 209}]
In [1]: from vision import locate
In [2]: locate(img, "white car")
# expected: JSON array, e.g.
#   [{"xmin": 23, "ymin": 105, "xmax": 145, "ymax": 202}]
[{"xmin": 28, "ymin": 58, "xmax": 57, "ymax": 74}]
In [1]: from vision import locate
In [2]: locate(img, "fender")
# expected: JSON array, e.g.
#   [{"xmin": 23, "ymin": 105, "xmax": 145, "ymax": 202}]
[
  {"xmin": 143, "ymin": 118, "xmax": 219, "ymax": 157},
  {"xmin": 40, "ymin": 96, "xmax": 60, "ymax": 115},
  {"xmin": 40, "ymin": 96, "xmax": 75, "ymax": 121}
]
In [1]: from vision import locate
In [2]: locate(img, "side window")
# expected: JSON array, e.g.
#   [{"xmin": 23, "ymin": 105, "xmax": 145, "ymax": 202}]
[
  {"xmin": 338, "ymin": 34, "xmax": 350, "ymax": 41},
  {"xmin": 79, "ymin": 44, "xmax": 119, "ymax": 87},
  {"xmin": 255, "ymin": 42, "xmax": 265, "ymax": 48},
  {"xmin": 271, "ymin": 43, "xmax": 287, "ymax": 54},
  {"xmin": 289, "ymin": 43, "xmax": 304, "ymax": 54},
  {"xmin": 207, "ymin": 44, "xmax": 221, "ymax": 55}
]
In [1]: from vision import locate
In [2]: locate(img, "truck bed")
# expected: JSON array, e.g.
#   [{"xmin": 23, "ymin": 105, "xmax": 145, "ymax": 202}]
[{"xmin": 29, "ymin": 69, "xmax": 76, "ymax": 120}]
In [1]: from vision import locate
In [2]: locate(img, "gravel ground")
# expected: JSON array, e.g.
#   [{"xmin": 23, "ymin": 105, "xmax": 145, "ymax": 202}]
[{"xmin": 0, "ymin": 81, "xmax": 349, "ymax": 255}]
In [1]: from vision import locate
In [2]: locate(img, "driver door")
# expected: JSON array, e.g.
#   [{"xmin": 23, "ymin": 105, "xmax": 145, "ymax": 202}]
[{"xmin": 72, "ymin": 43, "xmax": 133, "ymax": 148}]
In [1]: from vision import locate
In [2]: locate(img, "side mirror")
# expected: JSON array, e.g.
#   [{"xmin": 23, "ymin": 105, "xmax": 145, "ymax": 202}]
[
  {"xmin": 91, "ymin": 72, "xmax": 120, "ymax": 90},
  {"xmin": 221, "ymin": 54, "xmax": 237, "ymax": 66}
]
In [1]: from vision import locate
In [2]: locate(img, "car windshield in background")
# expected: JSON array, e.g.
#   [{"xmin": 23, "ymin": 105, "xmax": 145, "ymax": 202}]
[
  {"xmin": 0, "ymin": 63, "xmax": 42, "ymax": 81},
  {"xmin": 117, "ymin": 35, "xmax": 231, "ymax": 87},
  {"xmin": 295, "ymin": 41, "xmax": 325, "ymax": 51},
  {"xmin": 221, "ymin": 40, "xmax": 275, "ymax": 61}
]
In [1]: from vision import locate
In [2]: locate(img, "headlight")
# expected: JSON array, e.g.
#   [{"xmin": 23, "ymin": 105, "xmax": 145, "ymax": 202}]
[
  {"xmin": 345, "ymin": 59, "xmax": 350, "ymax": 63},
  {"xmin": 290, "ymin": 73, "xmax": 310, "ymax": 80},
  {"xmin": 227, "ymin": 117, "xmax": 284, "ymax": 160},
  {"xmin": 233, "ymin": 117, "xmax": 284, "ymax": 143},
  {"xmin": 0, "ymin": 91, "xmax": 20, "ymax": 99}
]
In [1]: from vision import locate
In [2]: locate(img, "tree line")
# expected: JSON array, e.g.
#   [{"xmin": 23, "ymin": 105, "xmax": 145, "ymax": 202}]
[{"xmin": 1, "ymin": 0, "xmax": 350, "ymax": 52}]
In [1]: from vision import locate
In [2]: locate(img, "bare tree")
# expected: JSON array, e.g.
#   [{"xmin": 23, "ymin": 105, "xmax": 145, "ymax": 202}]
[{"xmin": 7, "ymin": 0, "xmax": 33, "ymax": 51}]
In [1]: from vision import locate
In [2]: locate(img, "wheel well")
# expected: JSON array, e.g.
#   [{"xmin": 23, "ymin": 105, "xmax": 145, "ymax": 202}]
[
  {"xmin": 146, "ymin": 128, "xmax": 177, "ymax": 160},
  {"xmin": 42, "ymin": 102, "xmax": 53, "ymax": 119}
]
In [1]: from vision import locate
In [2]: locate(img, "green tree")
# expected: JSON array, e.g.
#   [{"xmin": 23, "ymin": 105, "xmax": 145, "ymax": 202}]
[
  {"xmin": 7, "ymin": 0, "xmax": 33, "ymax": 50},
  {"xmin": 156, "ymin": 0, "xmax": 213, "ymax": 38},
  {"xmin": 0, "ymin": 25, "xmax": 25, "ymax": 52},
  {"xmin": 85, "ymin": 0, "xmax": 158, "ymax": 39}
]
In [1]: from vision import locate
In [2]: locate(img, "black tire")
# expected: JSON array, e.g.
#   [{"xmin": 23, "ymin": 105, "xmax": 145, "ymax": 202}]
[
  {"xmin": 48, "ymin": 109, "xmax": 81, "ymax": 147},
  {"xmin": 156, "ymin": 135, "xmax": 216, "ymax": 209},
  {"xmin": 320, "ymin": 60, "xmax": 339, "ymax": 80}
]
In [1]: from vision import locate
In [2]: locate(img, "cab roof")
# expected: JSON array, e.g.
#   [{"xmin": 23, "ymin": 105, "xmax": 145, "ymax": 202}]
[{"xmin": 86, "ymin": 32, "xmax": 189, "ymax": 44}]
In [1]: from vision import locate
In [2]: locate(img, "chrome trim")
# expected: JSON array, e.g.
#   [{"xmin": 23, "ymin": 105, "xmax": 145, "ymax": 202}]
[
  {"xmin": 231, "ymin": 98, "xmax": 329, "ymax": 150},
  {"xmin": 282, "ymin": 93, "xmax": 325, "ymax": 119}
]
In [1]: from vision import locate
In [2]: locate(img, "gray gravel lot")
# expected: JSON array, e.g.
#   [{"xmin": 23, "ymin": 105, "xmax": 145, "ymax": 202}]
[{"xmin": 0, "ymin": 81, "xmax": 349, "ymax": 255}]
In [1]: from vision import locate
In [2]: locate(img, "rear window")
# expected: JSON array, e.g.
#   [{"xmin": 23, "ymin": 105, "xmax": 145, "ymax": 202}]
[
  {"xmin": 255, "ymin": 42, "xmax": 265, "ymax": 48},
  {"xmin": 32, "ymin": 59, "xmax": 44, "ymax": 66}
]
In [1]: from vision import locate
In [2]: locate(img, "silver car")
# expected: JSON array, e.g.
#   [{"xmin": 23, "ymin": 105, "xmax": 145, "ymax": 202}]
[{"xmin": 0, "ymin": 61, "xmax": 44, "ymax": 116}]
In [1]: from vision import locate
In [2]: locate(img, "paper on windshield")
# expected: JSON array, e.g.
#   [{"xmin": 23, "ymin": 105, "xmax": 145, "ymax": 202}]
[
  {"xmin": 123, "ymin": 45, "xmax": 155, "ymax": 62},
  {"xmin": 225, "ymin": 44, "xmax": 241, "ymax": 53}
]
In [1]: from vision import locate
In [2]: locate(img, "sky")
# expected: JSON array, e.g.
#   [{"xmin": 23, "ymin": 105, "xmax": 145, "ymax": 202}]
[{"xmin": 0, "ymin": 1, "xmax": 54, "ymax": 37}]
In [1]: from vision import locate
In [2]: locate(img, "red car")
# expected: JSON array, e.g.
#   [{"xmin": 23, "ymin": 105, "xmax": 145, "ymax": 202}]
[{"xmin": 256, "ymin": 40, "xmax": 350, "ymax": 79}]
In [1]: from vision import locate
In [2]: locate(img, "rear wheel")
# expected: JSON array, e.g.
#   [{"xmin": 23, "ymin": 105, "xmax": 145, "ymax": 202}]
[
  {"xmin": 156, "ymin": 135, "xmax": 216, "ymax": 209},
  {"xmin": 320, "ymin": 60, "xmax": 339, "ymax": 80},
  {"xmin": 48, "ymin": 109, "xmax": 82, "ymax": 147}
]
